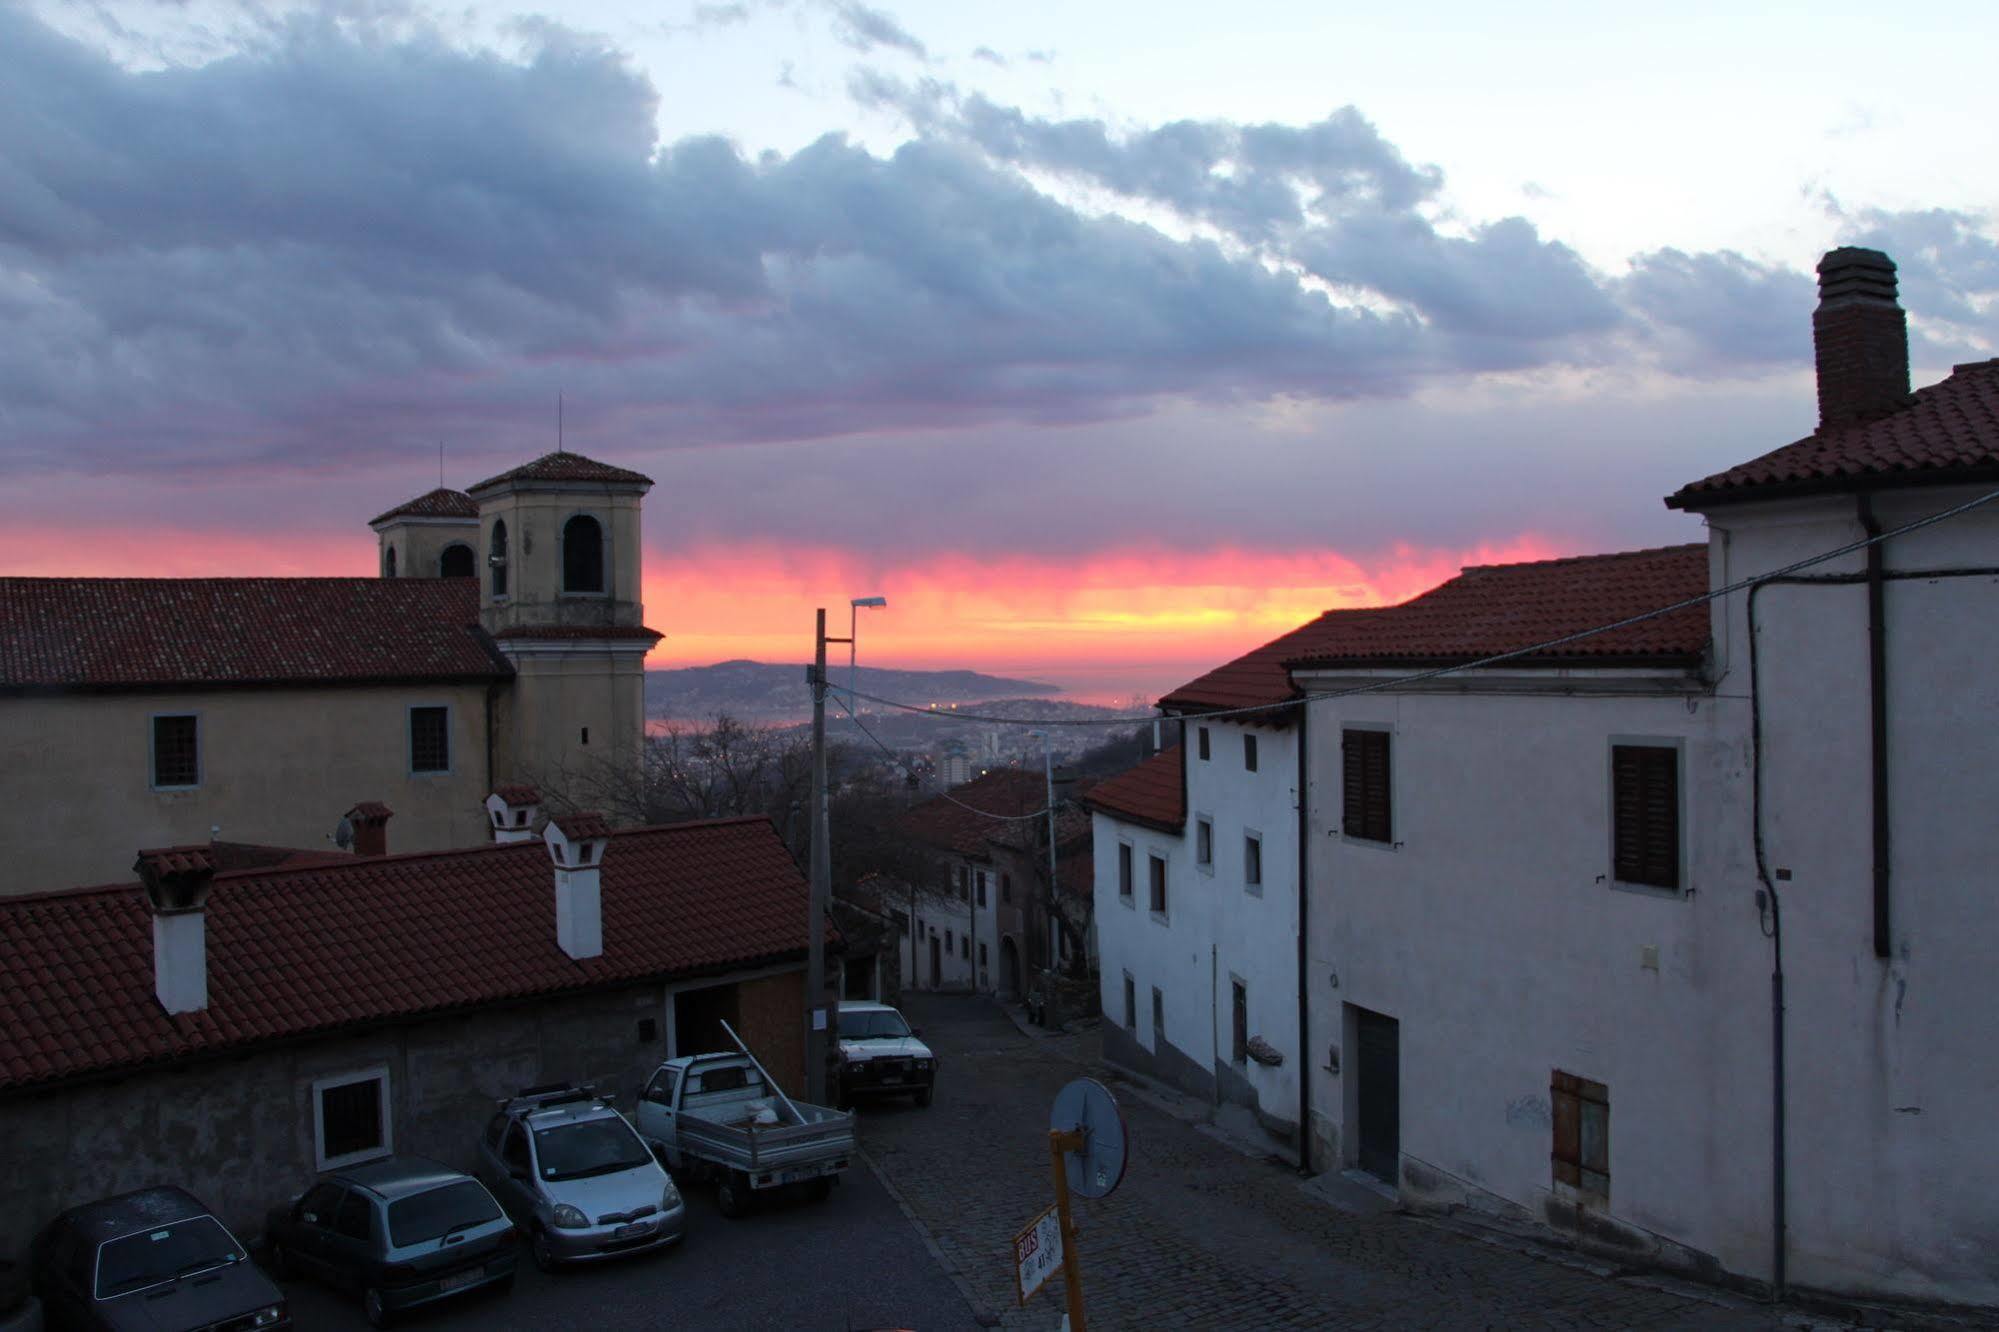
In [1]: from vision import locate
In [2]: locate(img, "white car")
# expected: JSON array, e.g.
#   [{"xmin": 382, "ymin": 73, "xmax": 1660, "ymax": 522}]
[{"xmin": 837, "ymin": 1001, "xmax": 937, "ymax": 1107}]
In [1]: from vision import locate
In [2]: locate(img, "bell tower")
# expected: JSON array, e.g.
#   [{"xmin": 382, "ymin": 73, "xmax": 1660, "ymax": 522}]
[
  {"xmin": 465, "ymin": 451, "xmax": 660, "ymax": 798},
  {"xmin": 367, "ymin": 488, "xmax": 479, "ymax": 579}
]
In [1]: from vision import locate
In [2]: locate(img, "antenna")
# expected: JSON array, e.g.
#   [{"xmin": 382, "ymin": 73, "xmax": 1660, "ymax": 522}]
[
  {"xmin": 558, "ymin": 391, "xmax": 564, "ymax": 452},
  {"xmin": 438, "ymin": 440, "xmax": 444, "ymax": 489}
]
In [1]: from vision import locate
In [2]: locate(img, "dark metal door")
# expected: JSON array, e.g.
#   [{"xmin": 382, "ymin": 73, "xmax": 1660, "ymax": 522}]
[{"xmin": 1356, "ymin": 1009, "xmax": 1400, "ymax": 1184}]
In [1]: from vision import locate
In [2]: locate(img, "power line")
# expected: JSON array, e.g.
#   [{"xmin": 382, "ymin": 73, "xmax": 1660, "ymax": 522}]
[
  {"xmin": 831, "ymin": 483, "xmax": 1999, "ymax": 729},
  {"xmin": 833, "ymin": 690, "xmax": 1053, "ymax": 822}
]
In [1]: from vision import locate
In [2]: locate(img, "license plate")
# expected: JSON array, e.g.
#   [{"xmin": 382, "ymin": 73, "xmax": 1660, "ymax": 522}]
[
  {"xmin": 439, "ymin": 1269, "xmax": 481, "ymax": 1293},
  {"xmin": 881, "ymin": 1075, "xmax": 902, "ymax": 1084},
  {"xmin": 615, "ymin": 1222, "xmax": 651, "ymax": 1240},
  {"xmin": 777, "ymin": 1162, "xmax": 835, "ymax": 1185}
]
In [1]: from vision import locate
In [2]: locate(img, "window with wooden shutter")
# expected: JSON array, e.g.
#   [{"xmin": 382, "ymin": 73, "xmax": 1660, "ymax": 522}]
[
  {"xmin": 1551, "ymin": 1070, "xmax": 1609, "ymax": 1200},
  {"xmin": 1611, "ymin": 744, "xmax": 1679, "ymax": 889},
  {"xmin": 1342, "ymin": 728, "xmax": 1393, "ymax": 843}
]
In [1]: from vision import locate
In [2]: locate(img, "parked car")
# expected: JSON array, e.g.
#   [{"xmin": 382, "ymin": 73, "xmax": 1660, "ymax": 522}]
[
  {"xmin": 475, "ymin": 1084, "xmax": 685, "ymax": 1270},
  {"xmin": 837, "ymin": 1000, "xmax": 937, "ymax": 1107},
  {"xmin": 264, "ymin": 1156, "xmax": 515, "ymax": 1327},
  {"xmin": 29, "ymin": 1185, "xmax": 288, "ymax": 1331},
  {"xmin": 635, "ymin": 1048, "xmax": 856, "ymax": 1218}
]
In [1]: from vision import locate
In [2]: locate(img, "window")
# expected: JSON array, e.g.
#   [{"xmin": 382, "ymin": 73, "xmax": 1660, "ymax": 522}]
[
  {"xmin": 150, "ymin": 714, "xmax": 200, "ymax": 789},
  {"xmin": 299, "ymin": 1181, "xmax": 344, "ymax": 1223},
  {"xmin": 945, "ymin": 929, "xmax": 954, "ymax": 951},
  {"xmin": 331, "ymin": 1189, "xmax": 373, "ymax": 1241},
  {"xmin": 439, "ymin": 543, "xmax": 474, "ymax": 578},
  {"xmin": 979, "ymin": 942, "xmax": 989, "ymax": 967},
  {"xmin": 1117, "ymin": 845, "xmax": 1133, "ymax": 901},
  {"xmin": 1552, "ymin": 1071, "xmax": 1609, "ymax": 1200},
  {"xmin": 562, "ymin": 514, "xmax": 605, "ymax": 593},
  {"xmin": 1342, "ymin": 728, "xmax": 1393, "ymax": 843},
  {"xmin": 1612, "ymin": 744, "xmax": 1680, "ymax": 890},
  {"xmin": 1244, "ymin": 832, "xmax": 1262, "ymax": 890},
  {"xmin": 961, "ymin": 934, "xmax": 970, "ymax": 960},
  {"xmin": 1151, "ymin": 986, "xmax": 1164, "ymax": 1046},
  {"xmin": 1122, "ymin": 974, "xmax": 1136, "ymax": 1030},
  {"xmin": 1149, "ymin": 854, "xmax": 1167, "ymax": 915},
  {"xmin": 385, "ymin": 546, "xmax": 398, "ymax": 578},
  {"xmin": 1001, "ymin": 874, "xmax": 1012, "ymax": 904},
  {"xmin": 1196, "ymin": 817, "xmax": 1213, "ymax": 869},
  {"xmin": 1198, "ymin": 726, "xmax": 1211, "ymax": 760},
  {"xmin": 1231, "ymin": 980, "xmax": 1248, "ymax": 1065},
  {"xmin": 976, "ymin": 873, "xmax": 987, "ymax": 908},
  {"xmin": 313, "ymin": 1068, "xmax": 390, "ymax": 1169},
  {"xmin": 489, "ymin": 519, "xmax": 509, "ymax": 598},
  {"xmin": 409, "ymin": 705, "xmax": 450, "ymax": 774},
  {"xmin": 1244, "ymin": 733, "xmax": 1258, "ymax": 772},
  {"xmin": 501, "ymin": 1122, "xmax": 531, "ymax": 1175}
]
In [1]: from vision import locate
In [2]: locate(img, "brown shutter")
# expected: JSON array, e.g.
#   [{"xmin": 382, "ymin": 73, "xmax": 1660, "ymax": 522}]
[
  {"xmin": 1342, "ymin": 730, "xmax": 1364, "ymax": 834},
  {"xmin": 1363, "ymin": 731, "xmax": 1392, "ymax": 843},
  {"xmin": 1343, "ymin": 729, "xmax": 1393, "ymax": 843},
  {"xmin": 1613, "ymin": 745, "xmax": 1678, "ymax": 888},
  {"xmin": 1550, "ymin": 1070, "xmax": 1581, "ymax": 1186}
]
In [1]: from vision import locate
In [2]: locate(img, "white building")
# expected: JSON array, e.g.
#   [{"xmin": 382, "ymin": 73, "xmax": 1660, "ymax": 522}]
[
  {"xmin": 1088, "ymin": 635, "xmax": 1310, "ymax": 1159},
  {"xmin": 894, "ymin": 768, "xmax": 1047, "ymax": 993}
]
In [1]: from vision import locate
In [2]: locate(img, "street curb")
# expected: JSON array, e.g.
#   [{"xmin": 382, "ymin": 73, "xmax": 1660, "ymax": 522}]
[{"xmin": 861, "ymin": 1146, "xmax": 1005, "ymax": 1329}]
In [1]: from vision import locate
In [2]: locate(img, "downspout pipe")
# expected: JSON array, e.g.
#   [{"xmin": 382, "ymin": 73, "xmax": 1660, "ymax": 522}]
[
  {"xmin": 1857, "ymin": 495, "xmax": 1892, "ymax": 959},
  {"xmin": 1294, "ymin": 699, "xmax": 1313, "ymax": 1174},
  {"xmin": 1746, "ymin": 581, "xmax": 1787, "ymax": 1302}
]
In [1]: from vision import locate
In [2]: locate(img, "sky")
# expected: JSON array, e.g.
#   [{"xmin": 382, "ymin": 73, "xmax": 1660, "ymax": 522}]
[{"xmin": 4, "ymin": 1, "xmax": 1997, "ymax": 701}]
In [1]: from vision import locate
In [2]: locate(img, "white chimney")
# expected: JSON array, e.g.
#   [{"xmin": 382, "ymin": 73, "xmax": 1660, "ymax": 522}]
[
  {"xmin": 486, "ymin": 784, "xmax": 543, "ymax": 844},
  {"xmin": 543, "ymin": 812, "xmax": 610, "ymax": 961},
  {"xmin": 136, "ymin": 847, "xmax": 217, "ymax": 1015}
]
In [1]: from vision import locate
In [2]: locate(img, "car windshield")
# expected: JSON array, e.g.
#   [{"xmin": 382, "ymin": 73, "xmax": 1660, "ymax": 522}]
[
  {"xmin": 387, "ymin": 1180, "xmax": 503, "ymax": 1247},
  {"xmin": 95, "ymin": 1217, "xmax": 243, "ymax": 1299},
  {"xmin": 533, "ymin": 1117, "xmax": 653, "ymax": 1181},
  {"xmin": 844, "ymin": 1010, "xmax": 911, "ymax": 1040}
]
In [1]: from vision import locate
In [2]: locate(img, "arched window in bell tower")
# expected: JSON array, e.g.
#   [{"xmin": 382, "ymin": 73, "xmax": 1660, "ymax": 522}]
[
  {"xmin": 490, "ymin": 519, "xmax": 509, "ymax": 598},
  {"xmin": 562, "ymin": 515, "xmax": 605, "ymax": 594},
  {"xmin": 439, "ymin": 543, "xmax": 474, "ymax": 578},
  {"xmin": 385, "ymin": 547, "xmax": 397, "ymax": 578}
]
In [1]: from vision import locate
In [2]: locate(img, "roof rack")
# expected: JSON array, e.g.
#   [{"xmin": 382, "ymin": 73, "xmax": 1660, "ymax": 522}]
[{"xmin": 498, "ymin": 1082, "xmax": 602, "ymax": 1114}]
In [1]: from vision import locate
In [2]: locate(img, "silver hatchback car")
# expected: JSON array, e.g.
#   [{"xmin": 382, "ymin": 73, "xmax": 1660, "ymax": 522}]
[{"xmin": 475, "ymin": 1084, "xmax": 686, "ymax": 1270}]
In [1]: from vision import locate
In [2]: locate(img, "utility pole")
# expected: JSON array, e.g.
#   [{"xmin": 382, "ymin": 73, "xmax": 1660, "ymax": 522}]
[
  {"xmin": 1031, "ymin": 731, "xmax": 1060, "ymax": 974},
  {"xmin": 808, "ymin": 609, "xmax": 851, "ymax": 1105}
]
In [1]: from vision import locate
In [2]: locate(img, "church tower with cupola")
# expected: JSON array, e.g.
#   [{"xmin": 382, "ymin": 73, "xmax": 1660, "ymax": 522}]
[
  {"xmin": 463, "ymin": 451, "xmax": 660, "ymax": 796},
  {"xmin": 368, "ymin": 488, "xmax": 480, "ymax": 579}
]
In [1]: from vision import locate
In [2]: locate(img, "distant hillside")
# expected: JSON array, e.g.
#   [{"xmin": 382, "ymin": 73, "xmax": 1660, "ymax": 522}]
[{"xmin": 646, "ymin": 660, "xmax": 1061, "ymax": 726}]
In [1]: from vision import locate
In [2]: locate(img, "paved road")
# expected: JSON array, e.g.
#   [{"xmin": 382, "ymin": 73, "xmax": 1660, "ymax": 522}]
[
  {"xmin": 864, "ymin": 994, "xmax": 1801, "ymax": 1332},
  {"xmin": 278, "ymin": 1155, "xmax": 978, "ymax": 1330}
]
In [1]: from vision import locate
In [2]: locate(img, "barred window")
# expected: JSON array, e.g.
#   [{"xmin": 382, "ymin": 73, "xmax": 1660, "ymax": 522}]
[
  {"xmin": 152, "ymin": 715, "xmax": 200, "ymax": 788},
  {"xmin": 409, "ymin": 706, "xmax": 450, "ymax": 773}
]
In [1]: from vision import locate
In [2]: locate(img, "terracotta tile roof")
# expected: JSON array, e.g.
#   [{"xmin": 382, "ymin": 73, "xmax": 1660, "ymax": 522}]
[
  {"xmin": 467, "ymin": 451, "xmax": 652, "ymax": 493},
  {"xmin": 1282, "ymin": 545, "xmax": 1709, "ymax": 671},
  {"xmin": 369, "ymin": 488, "xmax": 478, "ymax": 526},
  {"xmin": 897, "ymin": 769, "xmax": 1048, "ymax": 857},
  {"xmin": 1082, "ymin": 745, "xmax": 1185, "ymax": 833},
  {"xmin": 1160, "ymin": 617, "xmax": 1346, "ymax": 713},
  {"xmin": 1668, "ymin": 358, "xmax": 1999, "ymax": 508},
  {"xmin": 0, "ymin": 817, "xmax": 813, "ymax": 1094},
  {"xmin": 345, "ymin": 802, "xmax": 393, "ymax": 822},
  {"xmin": 490, "ymin": 625, "xmax": 663, "ymax": 642},
  {"xmin": 0, "ymin": 578, "xmax": 512, "ymax": 691},
  {"xmin": 549, "ymin": 811, "xmax": 613, "ymax": 841},
  {"xmin": 492, "ymin": 784, "xmax": 542, "ymax": 806}
]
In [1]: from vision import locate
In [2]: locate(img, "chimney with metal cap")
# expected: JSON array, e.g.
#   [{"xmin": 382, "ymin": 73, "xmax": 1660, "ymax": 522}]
[
  {"xmin": 344, "ymin": 802, "xmax": 393, "ymax": 857},
  {"xmin": 1814, "ymin": 247, "xmax": 1909, "ymax": 432},
  {"xmin": 544, "ymin": 811, "xmax": 611, "ymax": 961},
  {"xmin": 136, "ymin": 847, "xmax": 217, "ymax": 1015}
]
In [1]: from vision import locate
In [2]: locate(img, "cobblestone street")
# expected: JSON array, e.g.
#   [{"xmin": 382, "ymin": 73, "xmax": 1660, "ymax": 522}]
[{"xmin": 862, "ymin": 994, "xmax": 1803, "ymax": 1332}]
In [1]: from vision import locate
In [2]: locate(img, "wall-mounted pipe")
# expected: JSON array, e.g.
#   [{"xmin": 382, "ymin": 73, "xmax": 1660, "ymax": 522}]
[
  {"xmin": 1857, "ymin": 496, "xmax": 1892, "ymax": 959},
  {"xmin": 1294, "ymin": 699, "xmax": 1313, "ymax": 1174}
]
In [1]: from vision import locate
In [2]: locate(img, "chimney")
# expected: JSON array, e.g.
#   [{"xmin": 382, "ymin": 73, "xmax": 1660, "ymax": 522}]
[
  {"xmin": 136, "ymin": 847, "xmax": 217, "ymax": 1015},
  {"xmin": 344, "ymin": 802, "xmax": 393, "ymax": 857},
  {"xmin": 544, "ymin": 811, "xmax": 611, "ymax": 961},
  {"xmin": 485, "ymin": 785, "xmax": 542, "ymax": 844},
  {"xmin": 1814, "ymin": 247, "xmax": 1909, "ymax": 431}
]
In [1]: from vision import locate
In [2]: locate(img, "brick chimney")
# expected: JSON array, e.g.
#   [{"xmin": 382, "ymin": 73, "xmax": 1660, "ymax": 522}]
[
  {"xmin": 344, "ymin": 802, "xmax": 393, "ymax": 857},
  {"xmin": 136, "ymin": 847, "xmax": 217, "ymax": 1015},
  {"xmin": 1814, "ymin": 247, "xmax": 1909, "ymax": 432},
  {"xmin": 544, "ymin": 811, "xmax": 611, "ymax": 961},
  {"xmin": 485, "ymin": 785, "xmax": 542, "ymax": 844}
]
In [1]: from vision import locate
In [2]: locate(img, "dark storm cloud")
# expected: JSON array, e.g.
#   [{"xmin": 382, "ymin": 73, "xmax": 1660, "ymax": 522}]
[
  {"xmin": 1, "ymin": 9, "xmax": 1983, "ymax": 485},
  {"xmin": 1616, "ymin": 248, "xmax": 1814, "ymax": 372}
]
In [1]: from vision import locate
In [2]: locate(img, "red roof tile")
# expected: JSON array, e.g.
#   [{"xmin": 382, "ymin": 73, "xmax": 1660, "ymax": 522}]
[
  {"xmin": 1082, "ymin": 745, "xmax": 1185, "ymax": 833},
  {"xmin": 0, "ymin": 578, "xmax": 511, "ymax": 691},
  {"xmin": 345, "ymin": 802, "xmax": 393, "ymax": 822},
  {"xmin": 492, "ymin": 784, "xmax": 541, "ymax": 806},
  {"xmin": 0, "ymin": 817, "xmax": 813, "ymax": 1093},
  {"xmin": 1160, "ymin": 617, "xmax": 1345, "ymax": 713},
  {"xmin": 1282, "ymin": 545, "xmax": 1709, "ymax": 670},
  {"xmin": 369, "ymin": 488, "xmax": 478, "ymax": 526},
  {"xmin": 898, "ymin": 769, "xmax": 1048, "ymax": 857},
  {"xmin": 550, "ymin": 811, "xmax": 613, "ymax": 841},
  {"xmin": 467, "ymin": 451, "xmax": 652, "ymax": 492},
  {"xmin": 1668, "ymin": 359, "xmax": 1999, "ymax": 508}
]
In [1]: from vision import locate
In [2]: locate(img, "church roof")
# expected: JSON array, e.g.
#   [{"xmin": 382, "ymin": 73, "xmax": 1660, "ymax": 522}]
[
  {"xmin": 0, "ymin": 817, "xmax": 816, "ymax": 1094},
  {"xmin": 0, "ymin": 578, "xmax": 512, "ymax": 692},
  {"xmin": 466, "ymin": 450, "xmax": 653, "ymax": 493},
  {"xmin": 368, "ymin": 487, "xmax": 478, "ymax": 526}
]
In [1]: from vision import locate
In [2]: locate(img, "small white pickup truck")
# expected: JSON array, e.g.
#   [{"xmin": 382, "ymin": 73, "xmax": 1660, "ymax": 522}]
[{"xmin": 634, "ymin": 1044, "xmax": 857, "ymax": 1218}]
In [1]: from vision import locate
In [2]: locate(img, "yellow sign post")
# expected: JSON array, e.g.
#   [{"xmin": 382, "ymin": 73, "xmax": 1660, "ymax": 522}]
[{"xmin": 1048, "ymin": 1127, "xmax": 1089, "ymax": 1332}]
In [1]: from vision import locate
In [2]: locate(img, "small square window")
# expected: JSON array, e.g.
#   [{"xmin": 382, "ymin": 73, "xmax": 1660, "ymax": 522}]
[
  {"xmin": 313, "ymin": 1068, "xmax": 391, "ymax": 1170},
  {"xmin": 1198, "ymin": 726, "xmax": 1211, "ymax": 761},
  {"xmin": 409, "ymin": 706, "xmax": 450, "ymax": 774},
  {"xmin": 151, "ymin": 714, "xmax": 200, "ymax": 789},
  {"xmin": 1244, "ymin": 733, "xmax": 1258, "ymax": 772}
]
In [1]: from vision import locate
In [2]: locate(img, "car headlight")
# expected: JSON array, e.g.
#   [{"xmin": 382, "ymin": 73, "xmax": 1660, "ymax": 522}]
[
  {"xmin": 550, "ymin": 1203, "xmax": 590, "ymax": 1229},
  {"xmin": 916, "ymin": 1059, "xmax": 932, "ymax": 1069},
  {"xmin": 252, "ymin": 1306, "xmax": 286, "ymax": 1328},
  {"xmin": 663, "ymin": 1181, "xmax": 682, "ymax": 1210}
]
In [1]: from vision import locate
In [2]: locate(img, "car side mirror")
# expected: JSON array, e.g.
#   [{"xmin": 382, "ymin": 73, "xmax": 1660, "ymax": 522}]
[{"xmin": 508, "ymin": 1167, "xmax": 529, "ymax": 1182}]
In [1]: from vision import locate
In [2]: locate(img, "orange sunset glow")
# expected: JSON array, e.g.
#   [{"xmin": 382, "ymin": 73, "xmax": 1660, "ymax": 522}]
[{"xmin": 1, "ymin": 522, "xmax": 1565, "ymax": 698}]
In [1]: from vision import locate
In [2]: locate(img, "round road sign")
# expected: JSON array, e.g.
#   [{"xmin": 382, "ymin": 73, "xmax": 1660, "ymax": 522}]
[{"xmin": 1050, "ymin": 1076, "xmax": 1128, "ymax": 1199}]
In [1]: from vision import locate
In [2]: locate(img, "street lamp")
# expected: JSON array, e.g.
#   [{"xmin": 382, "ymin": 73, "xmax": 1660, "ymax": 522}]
[{"xmin": 849, "ymin": 596, "xmax": 887, "ymax": 711}]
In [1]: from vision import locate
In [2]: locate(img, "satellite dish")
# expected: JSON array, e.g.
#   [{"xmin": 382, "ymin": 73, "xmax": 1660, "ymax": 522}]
[
  {"xmin": 332, "ymin": 816, "xmax": 354, "ymax": 850},
  {"xmin": 1050, "ymin": 1077, "xmax": 1127, "ymax": 1200}
]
